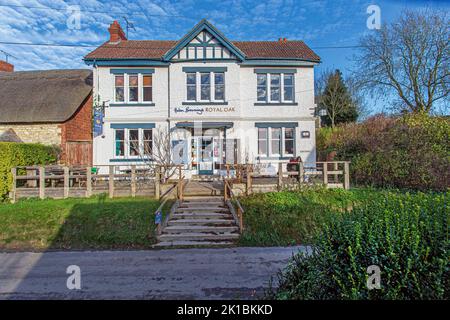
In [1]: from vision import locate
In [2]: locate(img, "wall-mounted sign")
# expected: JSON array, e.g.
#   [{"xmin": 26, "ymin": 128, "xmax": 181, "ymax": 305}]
[
  {"xmin": 174, "ymin": 106, "xmax": 235, "ymax": 115},
  {"xmin": 301, "ymin": 131, "xmax": 310, "ymax": 138}
]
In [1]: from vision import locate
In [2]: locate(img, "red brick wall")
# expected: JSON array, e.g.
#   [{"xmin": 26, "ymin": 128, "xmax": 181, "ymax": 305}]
[
  {"xmin": 59, "ymin": 93, "xmax": 93, "ymax": 165},
  {"xmin": 0, "ymin": 60, "xmax": 14, "ymax": 72}
]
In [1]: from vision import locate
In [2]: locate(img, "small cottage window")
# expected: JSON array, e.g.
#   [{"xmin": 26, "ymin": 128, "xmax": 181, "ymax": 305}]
[
  {"xmin": 128, "ymin": 75, "xmax": 139, "ymax": 102},
  {"xmin": 143, "ymin": 75, "xmax": 152, "ymax": 102},
  {"xmin": 115, "ymin": 75, "xmax": 124, "ymax": 102}
]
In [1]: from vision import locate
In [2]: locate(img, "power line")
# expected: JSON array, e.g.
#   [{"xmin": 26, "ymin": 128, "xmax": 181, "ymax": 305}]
[{"xmin": 0, "ymin": 40, "xmax": 366, "ymax": 50}]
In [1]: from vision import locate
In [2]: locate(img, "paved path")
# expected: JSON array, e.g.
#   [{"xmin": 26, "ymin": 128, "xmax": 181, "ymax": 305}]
[{"xmin": 0, "ymin": 246, "xmax": 308, "ymax": 300}]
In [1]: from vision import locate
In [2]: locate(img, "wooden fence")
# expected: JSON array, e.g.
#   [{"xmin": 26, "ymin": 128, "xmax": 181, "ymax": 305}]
[
  {"xmin": 224, "ymin": 161, "xmax": 350, "ymax": 195},
  {"xmin": 9, "ymin": 165, "xmax": 164, "ymax": 203}
]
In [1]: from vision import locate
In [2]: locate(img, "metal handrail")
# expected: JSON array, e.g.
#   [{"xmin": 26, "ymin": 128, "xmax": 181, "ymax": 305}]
[{"xmin": 223, "ymin": 178, "xmax": 245, "ymax": 233}]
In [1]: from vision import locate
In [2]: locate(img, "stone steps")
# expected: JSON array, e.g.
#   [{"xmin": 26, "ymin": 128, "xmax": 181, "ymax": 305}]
[{"xmin": 156, "ymin": 195, "xmax": 239, "ymax": 248}]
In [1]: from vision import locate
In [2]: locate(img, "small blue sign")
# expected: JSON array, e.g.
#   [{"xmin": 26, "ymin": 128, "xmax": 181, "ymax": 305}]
[
  {"xmin": 93, "ymin": 108, "xmax": 104, "ymax": 138},
  {"xmin": 155, "ymin": 211, "xmax": 162, "ymax": 225}
]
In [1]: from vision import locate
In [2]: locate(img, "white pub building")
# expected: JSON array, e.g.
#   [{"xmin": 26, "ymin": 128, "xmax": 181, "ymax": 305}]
[{"xmin": 85, "ymin": 19, "xmax": 320, "ymax": 176}]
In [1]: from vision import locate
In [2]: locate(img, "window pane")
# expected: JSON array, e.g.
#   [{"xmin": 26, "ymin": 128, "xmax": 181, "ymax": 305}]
[
  {"xmin": 129, "ymin": 87, "xmax": 139, "ymax": 102},
  {"xmin": 270, "ymin": 74, "xmax": 280, "ymax": 85},
  {"xmin": 284, "ymin": 86, "xmax": 294, "ymax": 101},
  {"xmin": 258, "ymin": 128, "xmax": 267, "ymax": 139},
  {"xmin": 129, "ymin": 129, "xmax": 139, "ymax": 156},
  {"xmin": 271, "ymin": 140, "xmax": 280, "ymax": 155},
  {"xmin": 115, "ymin": 129, "xmax": 124, "ymax": 140},
  {"xmin": 115, "ymin": 75, "xmax": 124, "ymax": 86},
  {"xmin": 115, "ymin": 87, "xmax": 124, "ymax": 102},
  {"xmin": 285, "ymin": 128, "xmax": 294, "ymax": 139},
  {"xmin": 129, "ymin": 75, "xmax": 138, "ymax": 86},
  {"xmin": 143, "ymin": 129, "xmax": 152, "ymax": 140},
  {"xmin": 257, "ymin": 74, "xmax": 267, "ymax": 86},
  {"xmin": 258, "ymin": 140, "xmax": 267, "ymax": 155},
  {"xmin": 257, "ymin": 87, "xmax": 267, "ymax": 102},
  {"xmin": 187, "ymin": 73, "xmax": 196, "ymax": 85},
  {"xmin": 116, "ymin": 142, "xmax": 124, "ymax": 156},
  {"xmin": 187, "ymin": 86, "xmax": 196, "ymax": 100},
  {"xmin": 271, "ymin": 87, "xmax": 280, "ymax": 101},
  {"xmin": 129, "ymin": 129, "xmax": 139, "ymax": 140},
  {"xmin": 271, "ymin": 128, "xmax": 281, "ymax": 139},
  {"xmin": 143, "ymin": 87, "xmax": 152, "ymax": 101},
  {"xmin": 215, "ymin": 73, "xmax": 224, "ymax": 84},
  {"xmin": 284, "ymin": 74, "xmax": 293, "ymax": 86},
  {"xmin": 201, "ymin": 84, "xmax": 210, "ymax": 100},
  {"xmin": 284, "ymin": 140, "xmax": 294, "ymax": 155},
  {"xmin": 143, "ymin": 75, "xmax": 152, "ymax": 86},
  {"xmin": 215, "ymin": 85, "xmax": 224, "ymax": 100},
  {"xmin": 200, "ymin": 73, "xmax": 210, "ymax": 84}
]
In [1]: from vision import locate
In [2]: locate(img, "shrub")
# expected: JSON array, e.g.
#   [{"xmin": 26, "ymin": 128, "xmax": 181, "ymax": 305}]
[
  {"xmin": 317, "ymin": 114, "xmax": 450, "ymax": 191},
  {"xmin": 0, "ymin": 142, "xmax": 57, "ymax": 201},
  {"xmin": 267, "ymin": 192, "xmax": 449, "ymax": 299}
]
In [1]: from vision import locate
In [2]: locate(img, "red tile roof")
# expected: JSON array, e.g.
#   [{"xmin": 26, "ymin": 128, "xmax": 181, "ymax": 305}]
[{"xmin": 84, "ymin": 40, "xmax": 320, "ymax": 62}]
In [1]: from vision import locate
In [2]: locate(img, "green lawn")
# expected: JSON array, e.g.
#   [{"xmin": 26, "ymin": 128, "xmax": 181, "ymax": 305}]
[
  {"xmin": 238, "ymin": 187, "xmax": 447, "ymax": 246},
  {"xmin": 0, "ymin": 195, "xmax": 163, "ymax": 251}
]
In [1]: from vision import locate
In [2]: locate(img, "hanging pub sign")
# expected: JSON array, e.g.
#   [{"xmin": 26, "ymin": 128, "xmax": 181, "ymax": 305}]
[{"xmin": 93, "ymin": 107, "xmax": 104, "ymax": 138}]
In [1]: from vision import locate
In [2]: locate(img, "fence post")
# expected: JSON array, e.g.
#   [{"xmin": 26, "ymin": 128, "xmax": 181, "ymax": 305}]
[
  {"xmin": 298, "ymin": 162, "xmax": 304, "ymax": 187},
  {"xmin": 323, "ymin": 162, "xmax": 328, "ymax": 187},
  {"xmin": 109, "ymin": 165, "xmax": 114, "ymax": 198},
  {"xmin": 10, "ymin": 167, "xmax": 16, "ymax": 203},
  {"xmin": 39, "ymin": 166, "xmax": 45, "ymax": 199},
  {"xmin": 86, "ymin": 167, "xmax": 92, "ymax": 197},
  {"xmin": 63, "ymin": 166, "xmax": 69, "ymax": 198},
  {"xmin": 178, "ymin": 166, "xmax": 183, "ymax": 201},
  {"xmin": 334, "ymin": 162, "xmax": 338, "ymax": 183},
  {"xmin": 344, "ymin": 162, "xmax": 350, "ymax": 190},
  {"xmin": 278, "ymin": 162, "xmax": 283, "ymax": 191},
  {"xmin": 155, "ymin": 166, "xmax": 160, "ymax": 200},
  {"xmin": 246, "ymin": 164, "xmax": 252, "ymax": 196},
  {"xmin": 131, "ymin": 165, "xmax": 136, "ymax": 198}
]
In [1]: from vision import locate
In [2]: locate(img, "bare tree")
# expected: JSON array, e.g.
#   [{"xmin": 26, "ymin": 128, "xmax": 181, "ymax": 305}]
[
  {"xmin": 130, "ymin": 129, "xmax": 184, "ymax": 182},
  {"xmin": 354, "ymin": 9, "xmax": 449, "ymax": 114}
]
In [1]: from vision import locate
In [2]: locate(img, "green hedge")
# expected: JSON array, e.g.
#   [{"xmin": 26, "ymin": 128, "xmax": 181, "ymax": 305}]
[
  {"xmin": 266, "ymin": 191, "xmax": 449, "ymax": 299},
  {"xmin": 317, "ymin": 114, "xmax": 450, "ymax": 191},
  {"xmin": 0, "ymin": 142, "xmax": 57, "ymax": 201}
]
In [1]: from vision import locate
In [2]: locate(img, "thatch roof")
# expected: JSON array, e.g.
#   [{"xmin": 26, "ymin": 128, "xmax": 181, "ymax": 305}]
[{"xmin": 0, "ymin": 69, "xmax": 92, "ymax": 123}]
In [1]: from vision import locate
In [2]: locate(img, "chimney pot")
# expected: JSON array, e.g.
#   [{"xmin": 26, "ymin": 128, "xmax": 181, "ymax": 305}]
[
  {"xmin": 0, "ymin": 60, "xmax": 14, "ymax": 72},
  {"xmin": 108, "ymin": 20, "xmax": 127, "ymax": 43}
]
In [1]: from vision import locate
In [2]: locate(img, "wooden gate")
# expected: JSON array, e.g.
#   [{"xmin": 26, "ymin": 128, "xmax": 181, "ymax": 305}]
[{"xmin": 65, "ymin": 141, "xmax": 92, "ymax": 166}]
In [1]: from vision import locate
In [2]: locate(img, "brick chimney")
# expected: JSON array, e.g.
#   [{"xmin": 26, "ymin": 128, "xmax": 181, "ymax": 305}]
[
  {"xmin": 0, "ymin": 60, "xmax": 14, "ymax": 72},
  {"xmin": 108, "ymin": 20, "xmax": 127, "ymax": 43}
]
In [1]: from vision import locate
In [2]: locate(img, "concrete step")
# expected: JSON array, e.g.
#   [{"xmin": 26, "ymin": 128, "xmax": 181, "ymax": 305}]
[
  {"xmin": 168, "ymin": 219, "xmax": 235, "ymax": 226},
  {"xmin": 181, "ymin": 201, "xmax": 225, "ymax": 206},
  {"xmin": 175, "ymin": 207, "xmax": 229, "ymax": 213},
  {"xmin": 164, "ymin": 225, "xmax": 239, "ymax": 234},
  {"xmin": 157, "ymin": 232, "xmax": 239, "ymax": 242},
  {"xmin": 153, "ymin": 240, "xmax": 234, "ymax": 248},
  {"xmin": 171, "ymin": 212, "xmax": 232, "ymax": 219}
]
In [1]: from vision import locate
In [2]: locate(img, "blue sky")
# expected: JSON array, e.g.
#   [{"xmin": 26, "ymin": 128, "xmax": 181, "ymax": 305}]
[{"xmin": 0, "ymin": 0, "xmax": 448, "ymax": 114}]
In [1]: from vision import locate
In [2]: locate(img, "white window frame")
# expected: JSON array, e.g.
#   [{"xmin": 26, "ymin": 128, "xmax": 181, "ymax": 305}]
[
  {"xmin": 113, "ymin": 73, "xmax": 153, "ymax": 104},
  {"xmin": 257, "ymin": 73, "xmax": 295, "ymax": 104},
  {"xmin": 142, "ymin": 74, "xmax": 153, "ymax": 103},
  {"xmin": 257, "ymin": 127, "xmax": 296, "ymax": 158},
  {"xmin": 186, "ymin": 72, "xmax": 226, "ymax": 103},
  {"xmin": 186, "ymin": 72, "xmax": 197, "ymax": 102},
  {"xmin": 113, "ymin": 128, "xmax": 153, "ymax": 159}
]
